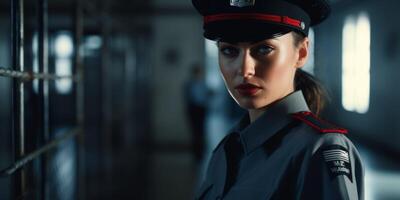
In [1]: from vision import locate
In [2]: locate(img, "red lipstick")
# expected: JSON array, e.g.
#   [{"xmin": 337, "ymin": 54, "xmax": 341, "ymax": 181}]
[{"xmin": 235, "ymin": 83, "xmax": 261, "ymax": 96}]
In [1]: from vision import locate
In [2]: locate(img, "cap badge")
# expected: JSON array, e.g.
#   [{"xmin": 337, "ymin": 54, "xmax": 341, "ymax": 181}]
[
  {"xmin": 300, "ymin": 22, "xmax": 306, "ymax": 30},
  {"xmin": 230, "ymin": 0, "xmax": 256, "ymax": 7}
]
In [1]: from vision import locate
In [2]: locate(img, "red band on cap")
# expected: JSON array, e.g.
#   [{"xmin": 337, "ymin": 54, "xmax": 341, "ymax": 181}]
[{"xmin": 204, "ymin": 13, "xmax": 302, "ymax": 29}]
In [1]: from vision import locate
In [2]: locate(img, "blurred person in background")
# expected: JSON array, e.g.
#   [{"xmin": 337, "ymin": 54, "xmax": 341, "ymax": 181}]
[
  {"xmin": 184, "ymin": 64, "xmax": 211, "ymax": 163},
  {"xmin": 191, "ymin": 0, "xmax": 364, "ymax": 199}
]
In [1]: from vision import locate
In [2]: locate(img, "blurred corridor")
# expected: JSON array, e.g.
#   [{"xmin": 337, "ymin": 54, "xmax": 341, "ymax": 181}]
[{"xmin": 0, "ymin": 0, "xmax": 400, "ymax": 199}]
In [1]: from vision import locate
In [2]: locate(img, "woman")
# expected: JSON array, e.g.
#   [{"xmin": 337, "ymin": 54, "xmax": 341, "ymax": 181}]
[{"xmin": 192, "ymin": 0, "xmax": 364, "ymax": 200}]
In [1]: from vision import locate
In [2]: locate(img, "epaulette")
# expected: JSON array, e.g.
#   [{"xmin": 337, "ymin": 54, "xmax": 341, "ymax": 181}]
[{"xmin": 291, "ymin": 111, "xmax": 348, "ymax": 134}]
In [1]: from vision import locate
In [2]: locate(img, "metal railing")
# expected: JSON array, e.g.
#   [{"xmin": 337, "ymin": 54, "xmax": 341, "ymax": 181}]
[
  {"xmin": 6, "ymin": 0, "xmax": 85, "ymax": 199},
  {"xmin": 0, "ymin": 128, "xmax": 82, "ymax": 177},
  {"xmin": 0, "ymin": 67, "xmax": 78, "ymax": 81}
]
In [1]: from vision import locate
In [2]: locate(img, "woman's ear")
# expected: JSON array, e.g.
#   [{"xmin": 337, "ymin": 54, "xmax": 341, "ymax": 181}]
[{"xmin": 295, "ymin": 37, "xmax": 309, "ymax": 69}]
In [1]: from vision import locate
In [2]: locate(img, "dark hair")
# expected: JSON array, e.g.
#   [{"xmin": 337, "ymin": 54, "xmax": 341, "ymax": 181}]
[{"xmin": 292, "ymin": 31, "xmax": 328, "ymax": 116}]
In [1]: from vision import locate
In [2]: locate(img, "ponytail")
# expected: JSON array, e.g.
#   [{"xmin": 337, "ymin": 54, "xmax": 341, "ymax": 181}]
[
  {"xmin": 291, "ymin": 31, "xmax": 328, "ymax": 116},
  {"xmin": 295, "ymin": 69, "xmax": 328, "ymax": 116}
]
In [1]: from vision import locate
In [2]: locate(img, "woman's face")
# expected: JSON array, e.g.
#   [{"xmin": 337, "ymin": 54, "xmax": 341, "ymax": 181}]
[{"xmin": 217, "ymin": 32, "xmax": 308, "ymax": 110}]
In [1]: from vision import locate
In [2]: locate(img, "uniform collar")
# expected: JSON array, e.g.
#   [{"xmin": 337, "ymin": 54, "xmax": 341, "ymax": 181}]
[{"xmin": 230, "ymin": 90, "xmax": 310, "ymax": 155}]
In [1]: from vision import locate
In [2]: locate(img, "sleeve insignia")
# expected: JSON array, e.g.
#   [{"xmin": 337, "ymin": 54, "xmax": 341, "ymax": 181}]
[{"xmin": 321, "ymin": 145, "xmax": 353, "ymax": 182}]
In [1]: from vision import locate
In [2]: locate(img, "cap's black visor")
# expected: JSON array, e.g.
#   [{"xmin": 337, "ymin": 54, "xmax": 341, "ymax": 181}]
[{"xmin": 204, "ymin": 19, "xmax": 303, "ymax": 42}]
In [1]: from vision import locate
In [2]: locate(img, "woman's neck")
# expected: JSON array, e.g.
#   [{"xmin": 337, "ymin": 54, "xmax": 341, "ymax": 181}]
[{"xmin": 248, "ymin": 89, "xmax": 295, "ymax": 123}]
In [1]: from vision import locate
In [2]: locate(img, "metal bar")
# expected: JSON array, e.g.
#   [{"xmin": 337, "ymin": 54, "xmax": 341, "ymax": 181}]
[
  {"xmin": 73, "ymin": 0, "xmax": 86, "ymax": 199},
  {"xmin": 0, "ymin": 67, "xmax": 77, "ymax": 81},
  {"xmin": 11, "ymin": 0, "xmax": 26, "ymax": 197},
  {"xmin": 74, "ymin": 0, "xmax": 84, "ymax": 129},
  {"xmin": 38, "ymin": 0, "xmax": 49, "ymax": 199},
  {"xmin": 100, "ymin": 0, "xmax": 114, "ymax": 189},
  {"xmin": 0, "ymin": 128, "xmax": 82, "ymax": 177}
]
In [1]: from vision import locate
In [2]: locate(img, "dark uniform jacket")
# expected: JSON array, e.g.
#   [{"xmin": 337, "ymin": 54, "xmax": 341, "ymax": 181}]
[{"xmin": 195, "ymin": 90, "xmax": 364, "ymax": 200}]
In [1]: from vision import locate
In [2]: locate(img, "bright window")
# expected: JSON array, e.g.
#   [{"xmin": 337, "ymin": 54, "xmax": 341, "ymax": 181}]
[
  {"xmin": 32, "ymin": 33, "xmax": 39, "ymax": 93},
  {"xmin": 342, "ymin": 12, "xmax": 370, "ymax": 114},
  {"xmin": 54, "ymin": 32, "xmax": 73, "ymax": 94}
]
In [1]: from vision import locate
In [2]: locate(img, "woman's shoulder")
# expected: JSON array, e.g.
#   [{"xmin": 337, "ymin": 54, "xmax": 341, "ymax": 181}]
[
  {"xmin": 289, "ymin": 111, "xmax": 359, "ymax": 155},
  {"xmin": 291, "ymin": 111, "xmax": 348, "ymax": 135},
  {"xmin": 287, "ymin": 113, "xmax": 364, "ymax": 199}
]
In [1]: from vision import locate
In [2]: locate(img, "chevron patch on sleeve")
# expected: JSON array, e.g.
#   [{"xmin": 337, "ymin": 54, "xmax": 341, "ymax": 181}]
[{"xmin": 321, "ymin": 145, "xmax": 353, "ymax": 182}]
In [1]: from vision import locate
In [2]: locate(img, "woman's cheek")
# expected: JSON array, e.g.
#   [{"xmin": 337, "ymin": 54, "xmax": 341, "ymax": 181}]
[
  {"xmin": 263, "ymin": 62, "xmax": 283, "ymax": 83},
  {"xmin": 260, "ymin": 65, "xmax": 288, "ymax": 95},
  {"xmin": 219, "ymin": 65, "xmax": 235, "ymax": 92}
]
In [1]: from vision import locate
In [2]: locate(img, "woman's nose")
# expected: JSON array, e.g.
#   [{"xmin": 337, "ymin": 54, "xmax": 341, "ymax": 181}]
[{"xmin": 238, "ymin": 51, "xmax": 256, "ymax": 78}]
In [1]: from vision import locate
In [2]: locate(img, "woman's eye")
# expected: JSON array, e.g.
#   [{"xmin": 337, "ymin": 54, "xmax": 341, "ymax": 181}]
[
  {"xmin": 255, "ymin": 45, "xmax": 273, "ymax": 55},
  {"xmin": 220, "ymin": 46, "xmax": 239, "ymax": 57}
]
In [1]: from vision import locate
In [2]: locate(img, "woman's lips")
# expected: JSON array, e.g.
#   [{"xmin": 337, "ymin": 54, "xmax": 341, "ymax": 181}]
[{"xmin": 235, "ymin": 83, "xmax": 261, "ymax": 96}]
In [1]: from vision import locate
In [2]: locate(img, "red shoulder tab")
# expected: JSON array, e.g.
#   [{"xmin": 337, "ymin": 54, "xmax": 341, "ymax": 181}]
[{"xmin": 291, "ymin": 111, "xmax": 348, "ymax": 134}]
